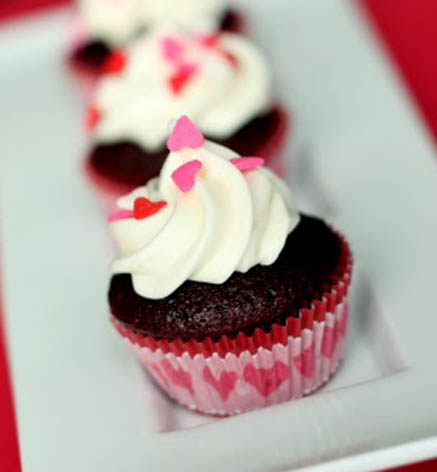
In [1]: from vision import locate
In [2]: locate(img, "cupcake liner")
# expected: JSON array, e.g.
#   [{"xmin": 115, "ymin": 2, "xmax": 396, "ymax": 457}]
[
  {"xmin": 112, "ymin": 233, "xmax": 352, "ymax": 415},
  {"xmin": 84, "ymin": 106, "xmax": 290, "ymax": 213}
]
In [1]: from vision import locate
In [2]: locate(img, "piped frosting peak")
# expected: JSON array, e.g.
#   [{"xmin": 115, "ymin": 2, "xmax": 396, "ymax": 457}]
[{"xmin": 109, "ymin": 116, "xmax": 299, "ymax": 299}]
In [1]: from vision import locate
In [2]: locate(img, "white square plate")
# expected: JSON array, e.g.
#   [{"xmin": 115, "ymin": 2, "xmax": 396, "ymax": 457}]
[{"xmin": 1, "ymin": 1, "xmax": 437, "ymax": 471}]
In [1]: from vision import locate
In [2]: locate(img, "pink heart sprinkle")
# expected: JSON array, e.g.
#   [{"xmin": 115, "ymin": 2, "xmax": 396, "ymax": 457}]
[
  {"xmin": 231, "ymin": 157, "xmax": 265, "ymax": 171},
  {"xmin": 171, "ymin": 160, "xmax": 202, "ymax": 192},
  {"xmin": 166, "ymin": 115, "xmax": 205, "ymax": 151},
  {"xmin": 161, "ymin": 36, "xmax": 184, "ymax": 62},
  {"xmin": 107, "ymin": 209, "xmax": 134, "ymax": 223}
]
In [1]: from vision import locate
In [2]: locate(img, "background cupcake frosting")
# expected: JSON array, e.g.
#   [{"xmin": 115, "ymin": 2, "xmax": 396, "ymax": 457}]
[
  {"xmin": 89, "ymin": 29, "xmax": 271, "ymax": 152},
  {"xmin": 78, "ymin": 0, "xmax": 227, "ymax": 45}
]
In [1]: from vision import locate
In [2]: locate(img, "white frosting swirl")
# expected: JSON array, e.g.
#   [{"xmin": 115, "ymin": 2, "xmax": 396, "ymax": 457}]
[
  {"xmin": 78, "ymin": 0, "xmax": 227, "ymax": 46},
  {"xmin": 92, "ymin": 30, "xmax": 271, "ymax": 152},
  {"xmin": 110, "ymin": 139, "xmax": 300, "ymax": 299}
]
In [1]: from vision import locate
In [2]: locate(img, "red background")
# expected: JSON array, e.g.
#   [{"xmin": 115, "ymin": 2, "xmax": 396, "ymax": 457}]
[
  {"xmin": 0, "ymin": 1, "xmax": 436, "ymax": 470},
  {"xmin": 364, "ymin": 0, "xmax": 437, "ymax": 144}
]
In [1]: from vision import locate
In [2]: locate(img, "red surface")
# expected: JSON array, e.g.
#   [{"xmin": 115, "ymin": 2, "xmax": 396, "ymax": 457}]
[
  {"xmin": 0, "ymin": 302, "xmax": 21, "ymax": 472},
  {"xmin": 363, "ymin": 0, "xmax": 437, "ymax": 143},
  {"xmin": 0, "ymin": 0, "xmax": 70, "ymax": 22},
  {"xmin": 0, "ymin": 1, "xmax": 436, "ymax": 471},
  {"xmin": 388, "ymin": 458, "xmax": 437, "ymax": 472}
]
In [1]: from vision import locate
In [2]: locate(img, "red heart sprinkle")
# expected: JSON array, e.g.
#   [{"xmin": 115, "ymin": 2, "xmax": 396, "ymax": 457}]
[
  {"xmin": 222, "ymin": 50, "xmax": 238, "ymax": 67},
  {"xmin": 133, "ymin": 197, "xmax": 167, "ymax": 219},
  {"xmin": 169, "ymin": 72, "xmax": 190, "ymax": 94},
  {"xmin": 198, "ymin": 33, "xmax": 221, "ymax": 48},
  {"xmin": 102, "ymin": 49, "xmax": 127, "ymax": 75},
  {"xmin": 168, "ymin": 62, "xmax": 198, "ymax": 94},
  {"xmin": 86, "ymin": 105, "xmax": 101, "ymax": 130}
]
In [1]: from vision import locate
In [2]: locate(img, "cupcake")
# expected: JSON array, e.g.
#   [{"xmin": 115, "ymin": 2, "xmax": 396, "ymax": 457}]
[
  {"xmin": 108, "ymin": 116, "xmax": 352, "ymax": 416},
  {"xmin": 85, "ymin": 29, "xmax": 288, "ymax": 207},
  {"xmin": 70, "ymin": 0, "xmax": 243, "ymax": 77}
]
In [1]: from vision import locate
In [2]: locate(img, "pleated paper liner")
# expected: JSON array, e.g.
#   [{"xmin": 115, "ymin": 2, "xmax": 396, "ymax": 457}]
[{"xmin": 112, "ymin": 232, "xmax": 352, "ymax": 415}]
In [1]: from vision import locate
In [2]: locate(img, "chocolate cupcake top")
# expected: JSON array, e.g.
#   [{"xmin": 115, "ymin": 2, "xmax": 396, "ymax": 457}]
[
  {"xmin": 109, "ymin": 215, "xmax": 344, "ymax": 341},
  {"xmin": 108, "ymin": 116, "xmax": 299, "ymax": 299},
  {"xmin": 87, "ymin": 29, "xmax": 271, "ymax": 152},
  {"xmin": 78, "ymin": 0, "xmax": 227, "ymax": 46}
]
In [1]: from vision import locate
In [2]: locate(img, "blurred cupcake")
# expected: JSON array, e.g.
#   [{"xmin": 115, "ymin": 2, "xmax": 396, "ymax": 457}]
[
  {"xmin": 70, "ymin": 0, "xmax": 243, "ymax": 77},
  {"xmin": 108, "ymin": 116, "xmax": 352, "ymax": 416},
  {"xmin": 85, "ymin": 29, "xmax": 288, "ymax": 206}
]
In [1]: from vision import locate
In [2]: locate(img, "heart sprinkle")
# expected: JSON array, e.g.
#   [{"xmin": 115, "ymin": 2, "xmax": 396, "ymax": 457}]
[
  {"xmin": 172, "ymin": 160, "xmax": 202, "ymax": 192},
  {"xmin": 161, "ymin": 36, "xmax": 184, "ymax": 63},
  {"xmin": 102, "ymin": 49, "xmax": 127, "ymax": 75},
  {"xmin": 166, "ymin": 115, "xmax": 205, "ymax": 151},
  {"xmin": 133, "ymin": 197, "xmax": 167, "ymax": 219},
  {"xmin": 107, "ymin": 209, "xmax": 134, "ymax": 223},
  {"xmin": 231, "ymin": 157, "xmax": 265, "ymax": 171},
  {"xmin": 197, "ymin": 33, "xmax": 221, "ymax": 48},
  {"xmin": 86, "ymin": 105, "xmax": 101, "ymax": 130},
  {"xmin": 222, "ymin": 50, "xmax": 238, "ymax": 67},
  {"xmin": 168, "ymin": 62, "xmax": 198, "ymax": 95},
  {"xmin": 197, "ymin": 33, "xmax": 238, "ymax": 67}
]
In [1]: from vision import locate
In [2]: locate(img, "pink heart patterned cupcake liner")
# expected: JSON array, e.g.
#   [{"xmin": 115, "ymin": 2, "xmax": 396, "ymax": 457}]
[{"xmin": 112, "ymin": 233, "xmax": 352, "ymax": 415}]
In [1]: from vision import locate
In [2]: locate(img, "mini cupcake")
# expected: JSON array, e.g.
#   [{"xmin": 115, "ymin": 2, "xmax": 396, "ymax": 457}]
[
  {"xmin": 85, "ymin": 29, "xmax": 288, "ymax": 207},
  {"xmin": 70, "ymin": 0, "xmax": 243, "ymax": 77},
  {"xmin": 108, "ymin": 116, "xmax": 352, "ymax": 416}
]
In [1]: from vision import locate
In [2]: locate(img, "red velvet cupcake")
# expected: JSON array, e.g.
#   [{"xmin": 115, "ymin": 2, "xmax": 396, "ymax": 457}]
[
  {"xmin": 107, "ymin": 117, "xmax": 352, "ymax": 415},
  {"xmin": 84, "ymin": 29, "xmax": 289, "ymax": 208},
  {"xmin": 69, "ymin": 0, "xmax": 244, "ymax": 87}
]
